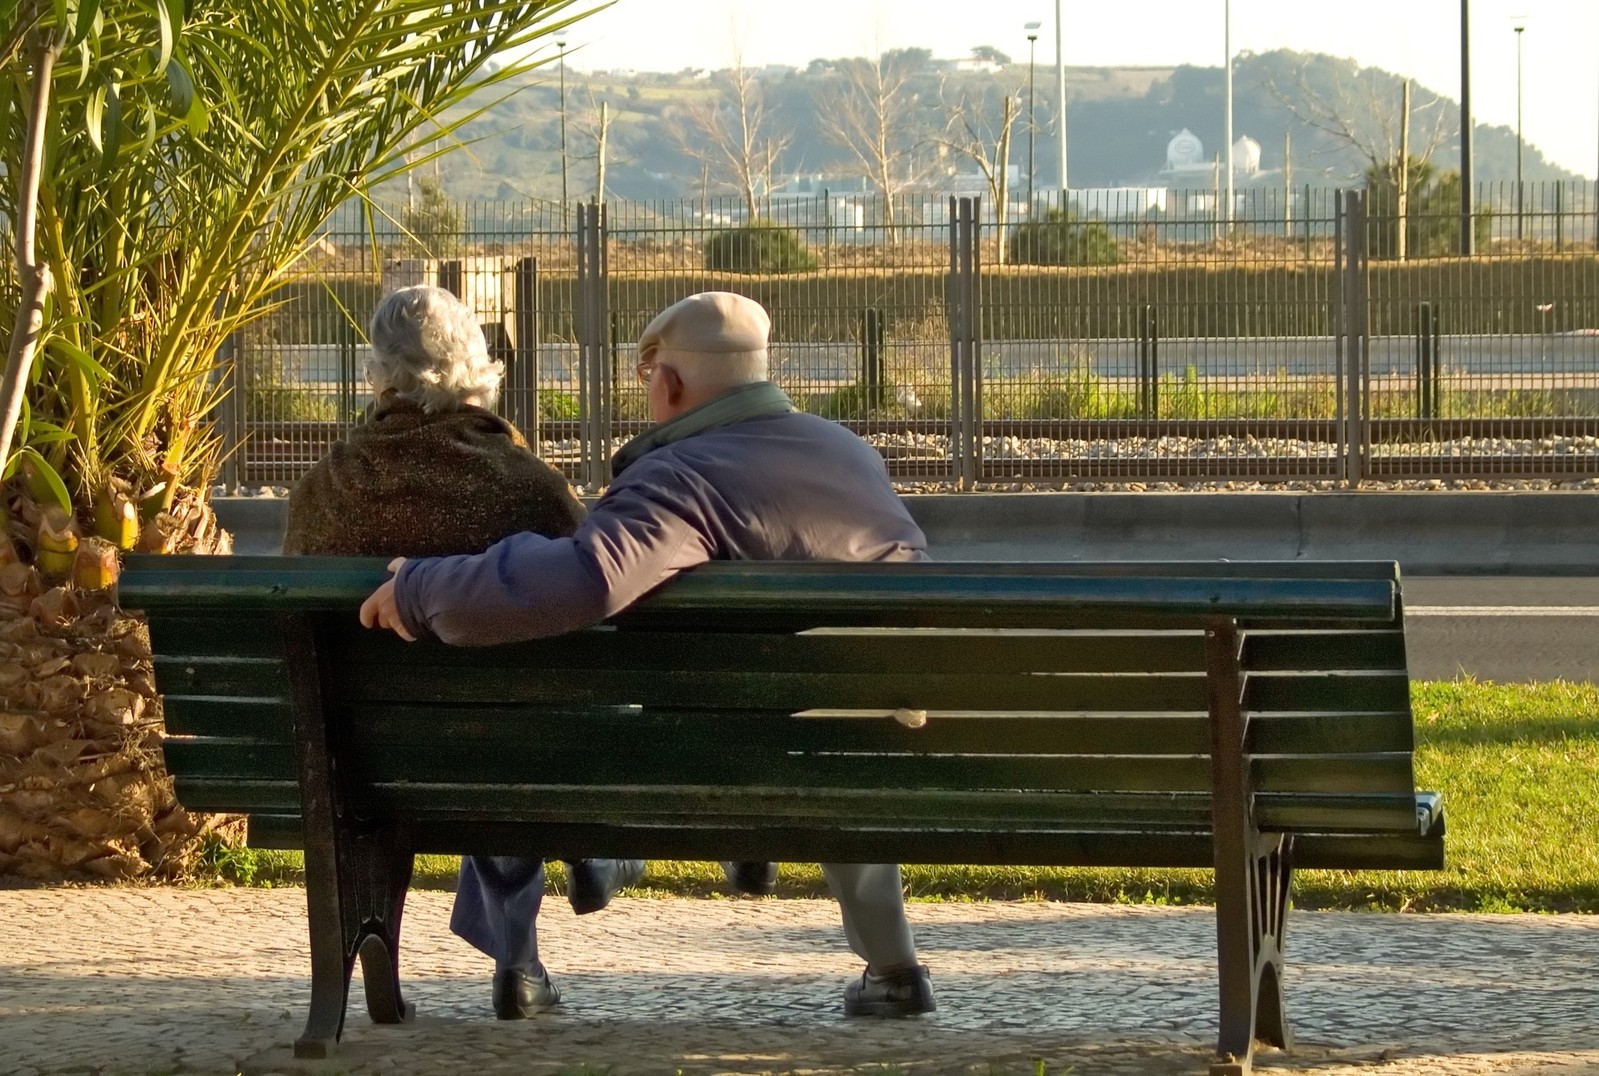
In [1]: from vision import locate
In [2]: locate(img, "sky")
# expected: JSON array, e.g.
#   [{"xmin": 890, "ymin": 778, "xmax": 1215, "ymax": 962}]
[{"xmin": 546, "ymin": 0, "xmax": 1599, "ymax": 179}]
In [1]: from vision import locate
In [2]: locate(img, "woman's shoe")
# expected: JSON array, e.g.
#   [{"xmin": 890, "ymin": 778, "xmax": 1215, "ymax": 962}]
[
  {"xmin": 492, "ymin": 966, "xmax": 561, "ymax": 1019},
  {"xmin": 719, "ymin": 861, "xmax": 779, "ymax": 895}
]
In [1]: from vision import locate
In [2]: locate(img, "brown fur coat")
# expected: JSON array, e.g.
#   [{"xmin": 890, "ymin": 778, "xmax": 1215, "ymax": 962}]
[{"xmin": 284, "ymin": 398, "xmax": 584, "ymax": 558}]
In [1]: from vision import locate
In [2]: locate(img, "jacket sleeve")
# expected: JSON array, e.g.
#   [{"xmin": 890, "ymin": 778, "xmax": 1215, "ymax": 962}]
[{"xmin": 392, "ymin": 463, "xmax": 716, "ymax": 645}]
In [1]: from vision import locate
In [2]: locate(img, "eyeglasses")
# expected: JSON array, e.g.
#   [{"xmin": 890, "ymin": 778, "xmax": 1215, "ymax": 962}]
[{"xmin": 634, "ymin": 359, "xmax": 656, "ymax": 385}]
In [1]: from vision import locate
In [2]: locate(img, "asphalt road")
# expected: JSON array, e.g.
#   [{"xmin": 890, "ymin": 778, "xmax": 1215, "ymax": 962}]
[{"xmin": 1403, "ymin": 577, "xmax": 1599, "ymax": 683}]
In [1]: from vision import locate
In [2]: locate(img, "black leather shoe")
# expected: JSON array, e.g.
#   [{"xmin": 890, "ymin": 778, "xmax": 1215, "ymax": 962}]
[
  {"xmin": 492, "ymin": 967, "xmax": 560, "ymax": 1019},
  {"xmin": 566, "ymin": 858, "xmax": 646, "ymax": 915},
  {"xmin": 843, "ymin": 964, "xmax": 936, "ymax": 1018},
  {"xmin": 720, "ymin": 861, "xmax": 779, "ymax": 896}
]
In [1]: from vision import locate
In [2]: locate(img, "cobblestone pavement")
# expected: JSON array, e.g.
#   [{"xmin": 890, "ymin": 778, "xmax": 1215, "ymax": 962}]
[{"xmin": 2, "ymin": 887, "xmax": 1597, "ymax": 1076}]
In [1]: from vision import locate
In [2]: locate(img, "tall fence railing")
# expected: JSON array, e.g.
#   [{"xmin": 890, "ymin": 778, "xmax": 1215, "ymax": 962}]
[{"xmin": 226, "ymin": 182, "xmax": 1599, "ymax": 489}]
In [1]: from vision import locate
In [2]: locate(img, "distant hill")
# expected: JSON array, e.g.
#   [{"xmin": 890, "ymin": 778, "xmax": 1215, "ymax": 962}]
[{"xmin": 401, "ymin": 48, "xmax": 1578, "ymax": 204}]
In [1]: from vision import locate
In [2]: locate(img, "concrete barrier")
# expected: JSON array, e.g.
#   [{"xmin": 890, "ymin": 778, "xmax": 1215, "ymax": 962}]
[{"xmin": 215, "ymin": 491, "xmax": 1599, "ymax": 574}]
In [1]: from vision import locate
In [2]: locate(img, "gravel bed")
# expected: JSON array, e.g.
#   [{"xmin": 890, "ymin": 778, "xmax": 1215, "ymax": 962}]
[{"xmin": 221, "ymin": 432, "xmax": 1599, "ymax": 498}]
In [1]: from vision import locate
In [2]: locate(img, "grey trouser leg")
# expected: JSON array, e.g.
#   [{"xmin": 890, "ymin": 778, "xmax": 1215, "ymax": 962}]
[{"xmin": 820, "ymin": 863, "xmax": 918, "ymax": 970}]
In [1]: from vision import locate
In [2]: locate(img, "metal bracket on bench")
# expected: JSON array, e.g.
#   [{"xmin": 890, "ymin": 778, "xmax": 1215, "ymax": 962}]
[{"xmin": 1206, "ymin": 618, "xmax": 1294, "ymax": 1076}]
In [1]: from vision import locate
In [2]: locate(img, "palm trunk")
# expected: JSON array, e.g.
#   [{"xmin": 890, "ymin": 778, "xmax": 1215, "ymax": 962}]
[{"xmin": 0, "ymin": 30, "xmax": 60, "ymax": 477}]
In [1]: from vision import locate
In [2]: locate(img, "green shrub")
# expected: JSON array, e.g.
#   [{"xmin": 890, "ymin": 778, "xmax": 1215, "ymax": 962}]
[
  {"xmin": 807, "ymin": 380, "xmax": 887, "ymax": 419},
  {"xmin": 1366, "ymin": 158, "xmax": 1494, "ymax": 260},
  {"xmin": 704, "ymin": 222, "xmax": 818, "ymax": 274},
  {"xmin": 243, "ymin": 356, "xmax": 340, "ymax": 422},
  {"xmin": 538, "ymin": 391, "xmax": 581, "ymax": 422},
  {"xmin": 1009, "ymin": 209, "xmax": 1123, "ymax": 267}
]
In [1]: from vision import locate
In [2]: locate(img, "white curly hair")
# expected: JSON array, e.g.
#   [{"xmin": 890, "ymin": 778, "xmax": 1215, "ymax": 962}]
[{"xmin": 365, "ymin": 285, "xmax": 502, "ymax": 412}]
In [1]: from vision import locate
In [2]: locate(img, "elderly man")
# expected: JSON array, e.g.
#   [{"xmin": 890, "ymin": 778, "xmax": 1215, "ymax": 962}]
[
  {"xmin": 287, "ymin": 284, "xmax": 644, "ymax": 1021},
  {"xmin": 361, "ymin": 291, "xmax": 936, "ymax": 1017}
]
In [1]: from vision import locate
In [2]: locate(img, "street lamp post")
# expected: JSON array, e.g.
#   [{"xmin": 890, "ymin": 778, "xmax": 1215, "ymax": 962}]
[
  {"xmin": 1514, "ymin": 21, "xmax": 1525, "ymax": 241},
  {"xmin": 557, "ymin": 38, "xmax": 569, "ymax": 227},
  {"xmin": 1026, "ymin": 21, "xmax": 1040, "ymax": 215},
  {"xmin": 1054, "ymin": 0, "xmax": 1067, "ymax": 198},
  {"xmin": 1224, "ymin": 0, "xmax": 1233, "ymax": 232},
  {"xmin": 1460, "ymin": 0, "xmax": 1473, "ymax": 255}
]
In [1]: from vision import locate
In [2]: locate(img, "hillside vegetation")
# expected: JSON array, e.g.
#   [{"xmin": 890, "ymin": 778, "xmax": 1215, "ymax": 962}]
[{"xmin": 413, "ymin": 48, "xmax": 1579, "ymax": 202}]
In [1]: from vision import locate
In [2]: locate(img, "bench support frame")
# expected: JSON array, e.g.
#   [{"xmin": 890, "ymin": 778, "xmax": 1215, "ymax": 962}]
[
  {"xmin": 1207, "ymin": 619, "xmax": 1294, "ymax": 1076},
  {"xmin": 285, "ymin": 614, "xmax": 417, "ymax": 1059}
]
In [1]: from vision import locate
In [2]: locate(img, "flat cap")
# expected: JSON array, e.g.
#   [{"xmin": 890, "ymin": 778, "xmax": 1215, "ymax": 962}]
[{"xmin": 637, "ymin": 292, "xmax": 770, "ymax": 360}]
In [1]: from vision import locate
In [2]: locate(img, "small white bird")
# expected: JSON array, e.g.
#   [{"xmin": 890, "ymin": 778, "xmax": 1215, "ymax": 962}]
[{"xmin": 894, "ymin": 385, "xmax": 922, "ymax": 413}]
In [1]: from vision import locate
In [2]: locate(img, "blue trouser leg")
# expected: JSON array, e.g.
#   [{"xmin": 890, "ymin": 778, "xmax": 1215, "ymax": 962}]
[{"xmin": 451, "ymin": 855, "xmax": 545, "ymax": 973}]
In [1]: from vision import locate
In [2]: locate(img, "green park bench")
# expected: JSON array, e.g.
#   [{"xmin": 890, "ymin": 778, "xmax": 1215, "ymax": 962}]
[{"xmin": 120, "ymin": 556, "xmax": 1444, "ymax": 1075}]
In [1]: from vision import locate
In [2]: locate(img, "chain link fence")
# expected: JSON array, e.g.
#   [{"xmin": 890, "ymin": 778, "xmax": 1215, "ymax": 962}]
[{"xmin": 227, "ymin": 182, "xmax": 1599, "ymax": 489}]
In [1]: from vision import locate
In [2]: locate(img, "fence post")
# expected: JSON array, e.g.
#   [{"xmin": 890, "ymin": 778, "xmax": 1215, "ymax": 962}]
[
  {"xmin": 861, "ymin": 308, "xmax": 885, "ymax": 411},
  {"xmin": 1138, "ymin": 304, "xmax": 1159, "ymax": 420},
  {"xmin": 218, "ymin": 329, "xmax": 241, "ymax": 493},
  {"xmin": 575, "ymin": 202, "xmax": 611, "ymax": 490},
  {"xmin": 337, "ymin": 314, "xmax": 358, "ymax": 425},
  {"xmin": 436, "ymin": 259, "xmax": 464, "ymax": 299},
  {"xmin": 1555, "ymin": 182, "xmax": 1564, "ymax": 251},
  {"xmin": 511, "ymin": 255, "xmax": 540, "ymax": 446},
  {"xmin": 1415, "ymin": 302, "xmax": 1438, "ymax": 421},
  {"xmin": 1340, "ymin": 190, "xmax": 1370, "ymax": 486},
  {"xmin": 947, "ymin": 197, "xmax": 982, "ymax": 488},
  {"xmin": 1304, "ymin": 183, "xmax": 1313, "ymax": 262}
]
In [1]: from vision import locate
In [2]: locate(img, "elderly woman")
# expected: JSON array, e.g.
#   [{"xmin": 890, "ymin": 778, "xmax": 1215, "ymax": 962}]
[{"xmin": 285, "ymin": 285, "xmax": 643, "ymax": 1019}]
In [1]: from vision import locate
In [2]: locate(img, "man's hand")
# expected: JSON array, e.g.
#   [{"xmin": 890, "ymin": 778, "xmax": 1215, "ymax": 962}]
[{"xmin": 359, "ymin": 557, "xmax": 417, "ymax": 641}]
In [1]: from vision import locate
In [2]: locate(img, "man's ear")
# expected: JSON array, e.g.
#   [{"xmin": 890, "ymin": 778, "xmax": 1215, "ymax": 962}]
[{"xmin": 659, "ymin": 363, "xmax": 687, "ymax": 406}]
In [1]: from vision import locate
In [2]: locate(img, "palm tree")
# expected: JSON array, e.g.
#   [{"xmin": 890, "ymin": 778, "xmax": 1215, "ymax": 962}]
[{"xmin": 0, "ymin": 0, "xmax": 597, "ymax": 880}]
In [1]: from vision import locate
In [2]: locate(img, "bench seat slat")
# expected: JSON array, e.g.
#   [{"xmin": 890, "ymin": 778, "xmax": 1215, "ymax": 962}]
[
  {"xmin": 333, "ymin": 666, "xmax": 1215, "ymax": 712},
  {"xmin": 161, "ymin": 697, "xmax": 292, "ymax": 738},
  {"xmin": 121, "ymin": 557, "xmax": 1398, "ymax": 626},
  {"xmin": 158, "ymin": 701, "xmax": 1423, "ymax": 761},
  {"xmin": 240, "ymin": 797, "xmax": 1441, "ymax": 866},
  {"xmin": 244, "ymin": 813, "xmax": 1438, "ymax": 869},
  {"xmin": 336, "ymin": 706, "xmax": 1420, "ymax": 757},
  {"xmin": 153, "ymin": 657, "xmax": 286, "ymax": 698},
  {"xmin": 164, "ymin": 734, "xmax": 1418, "ymax": 798},
  {"xmin": 1244, "ymin": 630, "xmax": 1408, "ymax": 671},
  {"xmin": 1245, "ymin": 672, "xmax": 1411, "ymax": 714},
  {"xmin": 333, "ymin": 625, "xmax": 1218, "ymax": 675}
]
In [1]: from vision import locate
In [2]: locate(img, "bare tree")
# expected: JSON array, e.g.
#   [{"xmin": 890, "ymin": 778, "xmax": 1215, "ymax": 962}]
[
  {"xmin": 933, "ymin": 85, "xmax": 1020, "ymax": 265},
  {"xmin": 813, "ymin": 54, "xmax": 931, "ymax": 239},
  {"xmin": 669, "ymin": 57, "xmax": 789, "ymax": 220},
  {"xmin": 572, "ymin": 87, "xmax": 619, "ymax": 203},
  {"xmin": 1263, "ymin": 59, "xmax": 1449, "ymax": 178}
]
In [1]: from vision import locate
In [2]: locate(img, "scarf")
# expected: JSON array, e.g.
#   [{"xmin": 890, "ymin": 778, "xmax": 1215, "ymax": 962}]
[{"xmin": 610, "ymin": 380, "xmax": 797, "ymax": 477}]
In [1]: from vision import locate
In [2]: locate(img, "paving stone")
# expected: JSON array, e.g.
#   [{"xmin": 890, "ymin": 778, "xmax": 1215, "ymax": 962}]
[{"xmin": 0, "ymin": 887, "xmax": 1596, "ymax": 1075}]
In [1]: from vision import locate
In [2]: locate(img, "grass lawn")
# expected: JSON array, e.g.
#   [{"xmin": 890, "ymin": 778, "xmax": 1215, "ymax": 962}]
[{"xmin": 204, "ymin": 680, "xmax": 1599, "ymax": 913}]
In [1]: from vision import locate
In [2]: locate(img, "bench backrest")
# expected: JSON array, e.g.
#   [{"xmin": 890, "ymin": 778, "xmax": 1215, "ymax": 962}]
[{"xmin": 122, "ymin": 557, "xmax": 1439, "ymax": 871}]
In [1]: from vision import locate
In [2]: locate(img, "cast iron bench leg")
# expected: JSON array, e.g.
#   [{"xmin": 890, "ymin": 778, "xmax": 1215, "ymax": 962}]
[
  {"xmin": 352, "ymin": 828, "xmax": 417, "ymax": 1025},
  {"xmin": 1207, "ymin": 620, "xmax": 1294, "ymax": 1076},
  {"xmin": 285, "ymin": 614, "xmax": 415, "ymax": 1057}
]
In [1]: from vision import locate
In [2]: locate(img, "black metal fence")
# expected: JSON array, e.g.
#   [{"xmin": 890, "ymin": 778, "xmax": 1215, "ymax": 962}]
[{"xmin": 224, "ymin": 183, "xmax": 1599, "ymax": 489}]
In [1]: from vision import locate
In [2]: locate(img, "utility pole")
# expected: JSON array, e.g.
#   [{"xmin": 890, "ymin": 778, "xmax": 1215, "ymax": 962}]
[
  {"xmin": 1514, "ymin": 21, "xmax": 1525, "ymax": 241},
  {"xmin": 595, "ymin": 100, "xmax": 610, "ymax": 205},
  {"xmin": 557, "ymin": 38, "xmax": 569, "ymax": 227},
  {"xmin": 1284, "ymin": 129, "xmax": 1292, "ymax": 237},
  {"xmin": 1399, "ymin": 79, "xmax": 1412, "ymax": 262},
  {"xmin": 1054, "ymin": 0, "xmax": 1067, "ymax": 198},
  {"xmin": 1460, "ymin": 0, "xmax": 1475, "ymax": 255},
  {"xmin": 1026, "ymin": 21, "xmax": 1040, "ymax": 215},
  {"xmin": 1224, "ymin": 0, "xmax": 1234, "ymax": 233}
]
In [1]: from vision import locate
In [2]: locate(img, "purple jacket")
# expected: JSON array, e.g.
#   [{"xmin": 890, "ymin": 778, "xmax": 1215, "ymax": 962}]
[{"xmin": 393, "ymin": 410, "xmax": 928, "ymax": 644}]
